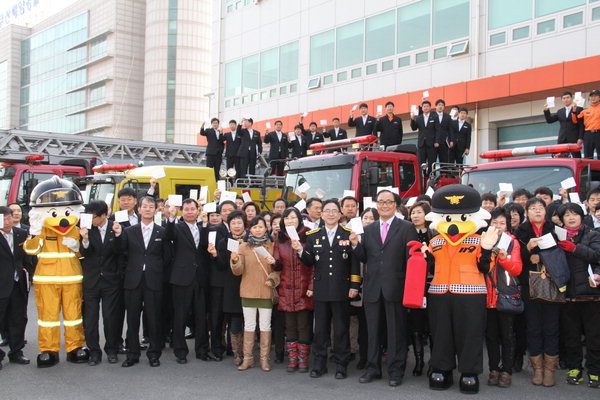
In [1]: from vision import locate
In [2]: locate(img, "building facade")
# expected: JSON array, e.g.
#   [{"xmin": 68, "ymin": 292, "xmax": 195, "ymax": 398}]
[{"xmin": 210, "ymin": 0, "xmax": 600, "ymax": 161}]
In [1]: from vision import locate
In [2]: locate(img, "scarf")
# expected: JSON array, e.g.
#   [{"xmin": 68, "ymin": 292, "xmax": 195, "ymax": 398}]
[
  {"xmin": 231, "ymin": 231, "xmax": 245, "ymax": 241},
  {"xmin": 247, "ymin": 233, "xmax": 270, "ymax": 247},
  {"xmin": 566, "ymin": 225, "xmax": 581, "ymax": 239}
]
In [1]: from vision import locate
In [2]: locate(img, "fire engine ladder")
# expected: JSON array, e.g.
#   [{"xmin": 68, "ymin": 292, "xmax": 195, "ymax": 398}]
[{"xmin": 0, "ymin": 129, "xmax": 208, "ymax": 166}]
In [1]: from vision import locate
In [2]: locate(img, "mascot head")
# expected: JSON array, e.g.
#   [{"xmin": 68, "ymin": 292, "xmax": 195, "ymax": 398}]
[
  {"xmin": 425, "ymin": 184, "xmax": 490, "ymax": 246},
  {"xmin": 28, "ymin": 176, "xmax": 84, "ymax": 236}
]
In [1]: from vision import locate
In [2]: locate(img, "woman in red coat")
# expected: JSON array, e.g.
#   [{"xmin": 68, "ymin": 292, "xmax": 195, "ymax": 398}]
[{"xmin": 272, "ymin": 207, "xmax": 313, "ymax": 373}]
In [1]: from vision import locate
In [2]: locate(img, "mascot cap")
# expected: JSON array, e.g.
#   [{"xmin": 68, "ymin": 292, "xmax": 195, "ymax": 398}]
[
  {"xmin": 430, "ymin": 184, "xmax": 481, "ymax": 214},
  {"xmin": 30, "ymin": 176, "xmax": 83, "ymax": 208}
]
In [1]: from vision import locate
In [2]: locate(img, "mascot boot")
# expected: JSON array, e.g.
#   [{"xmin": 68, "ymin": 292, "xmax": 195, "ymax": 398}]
[{"xmin": 24, "ymin": 176, "xmax": 89, "ymax": 367}]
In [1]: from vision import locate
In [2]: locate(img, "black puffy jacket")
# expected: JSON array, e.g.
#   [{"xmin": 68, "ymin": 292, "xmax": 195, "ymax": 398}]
[{"xmin": 563, "ymin": 226, "xmax": 600, "ymax": 299}]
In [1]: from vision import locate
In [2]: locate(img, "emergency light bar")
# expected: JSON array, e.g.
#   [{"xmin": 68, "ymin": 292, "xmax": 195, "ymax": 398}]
[
  {"xmin": 309, "ymin": 135, "xmax": 378, "ymax": 151},
  {"xmin": 480, "ymin": 144, "xmax": 582, "ymax": 159},
  {"xmin": 92, "ymin": 163, "xmax": 137, "ymax": 172}
]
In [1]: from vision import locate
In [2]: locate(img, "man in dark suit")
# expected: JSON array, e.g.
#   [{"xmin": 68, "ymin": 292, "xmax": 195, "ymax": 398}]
[
  {"xmin": 350, "ymin": 190, "xmax": 419, "ymax": 387},
  {"xmin": 232, "ymin": 118, "xmax": 255, "ymax": 178},
  {"xmin": 411, "ymin": 100, "xmax": 440, "ymax": 175},
  {"xmin": 247, "ymin": 119, "xmax": 263, "ymax": 175},
  {"xmin": 449, "ymin": 108, "xmax": 472, "ymax": 165},
  {"xmin": 324, "ymin": 118, "xmax": 348, "ymax": 141},
  {"xmin": 298, "ymin": 200, "xmax": 360, "ymax": 379},
  {"xmin": 300, "ymin": 117, "xmax": 325, "ymax": 147},
  {"xmin": 376, "ymin": 101, "xmax": 403, "ymax": 148},
  {"xmin": 113, "ymin": 196, "xmax": 166, "ymax": 368},
  {"xmin": 544, "ymin": 91, "xmax": 584, "ymax": 157},
  {"xmin": 264, "ymin": 120, "xmax": 288, "ymax": 176},
  {"xmin": 200, "ymin": 118, "xmax": 225, "ymax": 179},
  {"xmin": 223, "ymin": 120, "xmax": 242, "ymax": 172},
  {"xmin": 0, "ymin": 206, "xmax": 30, "ymax": 368},
  {"xmin": 7, "ymin": 203, "xmax": 28, "ymax": 231},
  {"xmin": 348, "ymin": 103, "xmax": 377, "ymax": 137},
  {"xmin": 289, "ymin": 125, "xmax": 309, "ymax": 158},
  {"xmin": 433, "ymin": 99, "xmax": 453, "ymax": 164},
  {"xmin": 80, "ymin": 200, "xmax": 121, "ymax": 365},
  {"xmin": 165, "ymin": 199, "xmax": 211, "ymax": 364}
]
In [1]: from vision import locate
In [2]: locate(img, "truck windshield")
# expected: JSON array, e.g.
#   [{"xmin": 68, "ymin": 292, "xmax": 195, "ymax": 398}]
[
  {"xmin": 461, "ymin": 166, "xmax": 574, "ymax": 195},
  {"xmin": 88, "ymin": 182, "xmax": 115, "ymax": 204},
  {"xmin": 285, "ymin": 166, "xmax": 353, "ymax": 201}
]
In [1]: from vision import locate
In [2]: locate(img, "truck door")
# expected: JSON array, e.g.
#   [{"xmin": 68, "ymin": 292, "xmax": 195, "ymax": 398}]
[
  {"xmin": 398, "ymin": 161, "xmax": 417, "ymax": 196},
  {"xmin": 359, "ymin": 159, "xmax": 394, "ymax": 200}
]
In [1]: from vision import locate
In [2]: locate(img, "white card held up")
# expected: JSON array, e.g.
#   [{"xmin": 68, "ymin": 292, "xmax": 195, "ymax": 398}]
[
  {"xmin": 294, "ymin": 199, "xmax": 307, "ymax": 211},
  {"xmin": 496, "ymin": 232, "xmax": 512, "ymax": 251},
  {"xmin": 450, "ymin": 108, "xmax": 457, "ymax": 118},
  {"xmin": 315, "ymin": 188, "xmax": 326, "ymax": 199},
  {"xmin": 377, "ymin": 186, "xmax": 392, "ymax": 194},
  {"xmin": 254, "ymin": 246, "xmax": 270, "ymax": 258},
  {"xmin": 410, "ymin": 105, "xmax": 418, "ymax": 114},
  {"xmin": 217, "ymin": 180, "xmax": 227, "ymax": 192},
  {"xmin": 168, "ymin": 194, "xmax": 183, "ymax": 207},
  {"xmin": 203, "ymin": 202, "xmax": 217, "ymax": 214},
  {"xmin": 227, "ymin": 238, "xmax": 239, "ymax": 253},
  {"xmin": 538, "ymin": 233, "xmax": 557, "ymax": 250},
  {"xmin": 425, "ymin": 186, "xmax": 435, "ymax": 197},
  {"xmin": 289, "ymin": 132, "xmax": 296, "ymax": 140},
  {"xmin": 422, "ymin": 90, "xmax": 430, "ymax": 98},
  {"xmin": 79, "ymin": 213, "xmax": 93, "ymax": 229},
  {"xmin": 189, "ymin": 189, "xmax": 198, "ymax": 200},
  {"xmin": 320, "ymin": 120, "xmax": 327, "ymax": 126},
  {"xmin": 575, "ymin": 91, "xmax": 583, "ymax": 100},
  {"xmin": 554, "ymin": 226, "xmax": 567, "ymax": 241},
  {"xmin": 154, "ymin": 212, "xmax": 162, "ymax": 225},
  {"xmin": 390, "ymin": 187, "xmax": 399, "ymax": 195},
  {"xmin": 499, "ymin": 183, "xmax": 514, "ymax": 193},
  {"xmin": 114, "ymin": 210, "xmax": 129, "ymax": 223},
  {"xmin": 569, "ymin": 192, "xmax": 582, "ymax": 204},
  {"xmin": 363, "ymin": 196, "xmax": 374, "ymax": 209},
  {"xmin": 303, "ymin": 221, "xmax": 316, "ymax": 230},
  {"xmin": 575, "ymin": 97, "xmax": 585, "ymax": 107},
  {"xmin": 376, "ymin": 105, "xmax": 383, "ymax": 115},
  {"xmin": 553, "ymin": 194, "xmax": 562, "ymax": 201},
  {"xmin": 546, "ymin": 97, "xmax": 555, "ymax": 108},
  {"xmin": 266, "ymin": 122, "xmax": 271, "ymax": 129},
  {"xmin": 302, "ymin": 112, "xmax": 308, "ymax": 118},
  {"xmin": 395, "ymin": 212, "xmax": 405, "ymax": 220},
  {"xmin": 350, "ymin": 217, "xmax": 364, "ymax": 234},
  {"xmin": 561, "ymin": 177, "xmax": 577, "ymax": 190},
  {"xmin": 286, "ymin": 225, "xmax": 300, "ymax": 241},
  {"xmin": 406, "ymin": 197, "xmax": 417, "ymax": 207},
  {"xmin": 242, "ymin": 192, "xmax": 252, "ymax": 203},
  {"xmin": 343, "ymin": 190, "xmax": 356, "ymax": 198},
  {"xmin": 588, "ymin": 265, "xmax": 597, "ymax": 287},
  {"xmin": 208, "ymin": 231, "xmax": 217, "ymax": 245},
  {"xmin": 199, "ymin": 186, "xmax": 208, "ymax": 204},
  {"xmin": 296, "ymin": 182, "xmax": 311, "ymax": 194},
  {"xmin": 352, "ymin": 104, "xmax": 359, "ymax": 111},
  {"xmin": 152, "ymin": 168, "xmax": 167, "ymax": 179},
  {"xmin": 0, "ymin": 217, "xmax": 3, "ymax": 229},
  {"xmin": 220, "ymin": 191, "xmax": 237, "ymax": 204}
]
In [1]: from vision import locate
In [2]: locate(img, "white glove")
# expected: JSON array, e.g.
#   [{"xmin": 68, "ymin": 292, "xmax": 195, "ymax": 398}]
[
  {"xmin": 480, "ymin": 226, "xmax": 499, "ymax": 250},
  {"xmin": 28, "ymin": 212, "xmax": 43, "ymax": 236},
  {"xmin": 62, "ymin": 237, "xmax": 80, "ymax": 253},
  {"xmin": 29, "ymin": 223, "xmax": 42, "ymax": 236}
]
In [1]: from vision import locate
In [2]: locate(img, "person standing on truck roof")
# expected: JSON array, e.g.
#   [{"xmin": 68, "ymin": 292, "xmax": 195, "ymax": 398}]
[
  {"xmin": 223, "ymin": 120, "xmax": 242, "ymax": 174},
  {"xmin": 247, "ymin": 119, "xmax": 263, "ymax": 176},
  {"xmin": 200, "ymin": 118, "xmax": 225, "ymax": 180},
  {"xmin": 433, "ymin": 99, "xmax": 453, "ymax": 165},
  {"xmin": 573, "ymin": 89, "xmax": 600, "ymax": 159},
  {"xmin": 449, "ymin": 107, "xmax": 472, "ymax": 165},
  {"xmin": 264, "ymin": 120, "xmax": 288, "ymax": 176},
  {"xmin": 375, "ymin": 102, "xmax": 403, "ymax": 149},
  {"xmin": 324, "ymin": 118, "xmax": 348, "ymax": 141},
  {"xmin": 410, "ymin": 100, "xmax": 440, "ymax": 176},
  {"xmin": 299, "ymin": 114, "xmax": 324, "ymax": 148},
  {"xmin": 544, "ymin": 92, "xmax": 584, "ymax": 158},
  {"xmin": 348, "ymin": 103, "xmax": 377, "ymax": 137},
  {"xmin": 289, "ymin": 125, "xmax": 309, "ymax": 159}
]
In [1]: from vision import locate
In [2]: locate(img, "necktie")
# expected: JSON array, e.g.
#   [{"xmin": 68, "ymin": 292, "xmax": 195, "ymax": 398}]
[
  {"xmin": 192, "ymin": 225, "xmax": 200, "ymax": 247},
  {"xmin": 143, "ymin": 226, "xmax": 152, "ymax": 249},
  {"xmin": 5, "ymin": 232, "xmax": 17, "ymax": 281},
  {"xmin": 381, "ymin": 221, "xmax": 389, "ymax": 244},
  {"xmin": 328, "ymin": 230, "xmax": 335, "ymax": 246}
]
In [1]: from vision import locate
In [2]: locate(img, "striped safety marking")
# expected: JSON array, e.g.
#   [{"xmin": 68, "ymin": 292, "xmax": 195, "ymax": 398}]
[{"xmin": 33, "ymin": 275, "xmax": 83, "ymax": 283}]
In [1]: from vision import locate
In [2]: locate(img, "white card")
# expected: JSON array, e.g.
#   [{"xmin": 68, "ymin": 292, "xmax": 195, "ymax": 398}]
[
  {"xmin": 576, "ymin": 97, "xmax": 585, "ymax": 107},
  {"xmin": 294, "ymin": 199, "xmax": 307, "ymax": 211},
  {"xmin": 189, "ymin": 189, "xmax": 198, "ymax": 200},
  {"xmin": 569, "ymin": 192, "xmax": 581, "ymax": 204},
  {"xmin": 350, "ymin": 217, "xmax": 364, "ymax": 234},
  {"xmin": 578, "ymin": 202, "xmax": 588, "ymax": 215},
  {"xmin": 497, "ymin": 232, "xmax": 512, "ymax": 251},
  {"xmin": 449, "ymin": 108, "xmax": 457, "ymax": 118},
  {"xmin": 538, "ymin": 233, "xmax": 557, "ymax": 250},
  {"xmin": 80, "ymin": 190, "xmax": 89, "ymax": 204},
  {"xmin": 204, "ymin": 202, "xmax": 217, "ymax": 213},
  {"xmin": 154, "ymin": 212, "xmax": 162, "ymax": 225},
  {"xmin": 425, "ymin": 186, "xmax": 435, "ymax": 197},
  {"xmin": 296, "ymin": 182, "xmax": 311, "ymax": 194},
  {"xmin": 422, "ymin": 90, "xmax": 430, "ymax": 98},
  {"xmin": 410, "ymin": 105, "xmax": 418, "ymax": 114},
  {"xmin": 499, "ymin": 183, "xmax": 514, "ymax": 192},
  {"xmin": 589, "ymin": 265, "xmax": 597, "ymax": 287},
  {"xmin": 561, "ymin": 177, "xmax": 577, "ymax": 190},
  {"xmin": 302, "ymin": 112, "xmax": 308, "ymax": 117},
  {"xmin": 352, "ymin": 104, "xmax": 358, "ymax": 111},
  {"xmin": 199, "ymin": 186, "xmax": 208, "ymax": 204},
  {"xmin": 315, "ymin": 188, "xmax": 326, "ymax": 199},
  {"xmin": 376, "ymin": 105, "xmax": 383, "ymax": 115},
  {"xmin": 0, "ymin": 217, "xmax": 3, "ymax": 229},
  {"xmin": 343, "ymin": 190, "xmax": 356, "ymax": 198},
  {"xmin": 575, "ymin": 91, "xmax": 583, "ymax": 100},
  {"xmin": 553, "ymin": 194, "xmax": 562, "ymax": 201},
  {"xmin": 114, "ymin": 210, "xmax": 128, "ymax": 223},
  {"xmin": 406, "ymin": 197, "xmax": 417, "ymax": 207},
  {"xmin": 320, "ymin": 120, "xmax": 327, "ymax": 126},
  {"xmin": 254, "ymin": 246, "xmax": 270, "ymax": 258},
  {"xmin": 220, "ymin": 191, "xmax": 237, "ymax": 204},
  {"xmin": 266, "ymin": 122, "xmax": 271, "ymax": 129},
  {"xmin": 286, "ymin": 225, "xmax": 300, "ymax": 241},
  {"xmin": 217, "ymin": 180, "xmax": 227, "ymax": 192},
  {"xmin": 208, "ymin": 231, "xmax": 217, "ymax": 245},
  {"xmin": 79, "ymin": 213, "xmax": 93, "ymax": 229},
  {"xmin": 390, "ymin": 187, "xmax": 399, "ymax": 195},
  {"xmin": 168, "ymin": 194, "xmax": 183, "ymax": 207},
  {"xmin": 377, "ymin": 186, "xmax": 392, "ymax": 194},
  {"xmin": 289, "ymin": 132, "xmax": 296, "ymax": 141},
  {"xmin": 554, "ymin": 226, "xmax": 567, "ymax": 241},
  {"xmin": 363, "ymin": 196, "xmax": 374, "ymax": 209},
  {"xmin": 303, "ymin": 220, "xmax": 316, "ymax": 230},
  {"xmin": 546, "ymin": 96, "xmax": 555, "ymax": 108},
  {"xmin": 105, "ymin": 193, "xmax": 114, "ymax": 206},
  {"xmin": 152, "ymin": 168, "xmax": 166, "ymax": 179},
  {"xmin": 242, "ymin": 192, "xmax": 252, "ymax": 203},
  {"xmin": 227, "ymin": 238, "xmax": 239, "ymax": 253}
]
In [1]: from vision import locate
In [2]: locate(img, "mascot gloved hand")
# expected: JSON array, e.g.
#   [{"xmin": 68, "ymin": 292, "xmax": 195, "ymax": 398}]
[
  {"xmin": 423, "ymin": 184, "xmax": 498, "ymax": 395},
  {"xmin": 24, "ymin": 176, "xmax": 89, "ymax": 368}
]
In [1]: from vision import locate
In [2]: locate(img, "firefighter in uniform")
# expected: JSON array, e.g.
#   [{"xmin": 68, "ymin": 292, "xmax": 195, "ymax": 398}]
[
  {"xmin": 24, "ymin": 176, "xmax": 89, "ymax": 367},
  {"xmin": 295, "ymin": 199, "xmax": 361, "ymax": 379},
  {"xmin": 424, "ymin": 184, "xmax": 498, "ymax": 394}
]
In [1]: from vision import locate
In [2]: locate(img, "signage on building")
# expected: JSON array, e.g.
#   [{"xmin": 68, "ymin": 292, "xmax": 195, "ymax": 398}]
[{"xmin": 0, "ymin": 0, "xmax": 78, "ymax": 30}]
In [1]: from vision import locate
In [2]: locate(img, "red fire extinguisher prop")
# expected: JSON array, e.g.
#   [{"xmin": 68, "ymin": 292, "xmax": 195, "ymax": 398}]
[{"xmin": 403, "ymin": 240, "xmax": 428, "ymax": 309}]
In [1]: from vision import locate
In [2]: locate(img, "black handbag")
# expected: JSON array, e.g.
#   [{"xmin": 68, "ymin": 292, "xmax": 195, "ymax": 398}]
[
  {"xmin": 529, "ymin": 265, "xmax": 566, "ymax": 303},
  {"xmin": 488, "ymin": 265, "xmax": 524, "ymax": 315}
]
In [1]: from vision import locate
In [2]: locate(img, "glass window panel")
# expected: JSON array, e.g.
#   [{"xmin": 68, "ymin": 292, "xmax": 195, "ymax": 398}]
[
  {"xmin": 535, "ymin": 0, "xmax": 585, "ymax": 17},
  {"xmin": 323, "ymin": 75, "xmax": 334, "ymax": 85},
  {"xmin": 382, "ymin": 60, "xmax": 394, "ymax": 71},
  {"xmin": 233, "ymin": 98, "xmax": 240, "ymax": 105},
  {"xmin": 416, "ymin": 51, "xmax": 428, "ymax": 63},
  {"xmin": 397, "ymin": 0, "xmax": 430, "ymax": 53},
  {"xmin": 537, "ymin": 19, "xmax": 555, "ymax": 34},
  {"xmin": 337, "ymin": 71, "xmax": 347, "ymax": 81},
  {"xmin": 290, "ymin": 83, "xmax": 297, "ymax": 93},
  {"xmin": 225, "ymin": 99, "xmax": 231, "ymax": 108},
  {"xmin": 593, "ymin": 7, "xmax": 600, "ymax": 21},
  {"xmin": 398, "ymin": 55, "xmax": 411, "ymax": 67},
  {"xmin": 242, "ymin": 95, "xmax": 249, "ymax": 104},
  {"xmin": 512, "ymin": 26, "xmax": 530, "ymax": 40},
  {"xmin": 260, "ymin": 48, "xmax": 278, "ymax": 88},
  {"xmin": 433, "ymin": 0, "xmax": 469, "ymax": 44},
  {"xmin": 261, "ymin": 91, "xmax": 268, "ymax": 100},
  {"xmin": 488, "ymin": 0, "xmax": 532, "ymax": 30},
  {"xmin": 280, "ymin": 41, "xmax": 299, "ymax": 83},
  {"xmin": 251, "ymin": 93, "xmax": 258, "ymax": 102},
  {"xmin": 489, "ymin": 31, "xmax": 506, "ymax": 45},
  {"xmin": 242, "ymin": 54, "xmax": 259, "ymax": 93},
  {"xmin": 365, "ymin": 10, "xmax": 395, "ymax": 62},
  {"xmin": 366, "ymin": 64, "xmax": 377, "ymax": 75},
  {"xmin": 270, "ymin": 88, "xmax": 276, "ymax": 97},
  {"xmin": 310, "ymin": 30, "xmax": 334, "ymax": 75},
  {"xmin": 351, "ymin": 68, "xmax": 362, "ymax": 78},
  {"xmin": 336, "ymin": 21, "xmax": 364, "ymax": 69},
  {"xmin": 280, "ymin": 86, "xmax": 287, "ymax": 95},
  {"xmin": 225, "ymin": 60, "xmax": 241, "ymax": 97},
  {"xmin": 434, "ymin": 46, "xmax": 447, "ymax": 59},
  {"xmin": 563, "ymin": 12, "xmax": 583, "ymax": 27}
]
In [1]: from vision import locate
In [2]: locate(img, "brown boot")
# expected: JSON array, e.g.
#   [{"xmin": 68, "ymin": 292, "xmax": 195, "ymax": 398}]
[
  {"xmin": 237, "ymin": 331, "xmax": 255, "ymax": 371},
  {"xmin": 259, "ymin": 331, "xmax": 272, "ymax": 372},
  {"xmin": 543, "ymin": 354, "xmax": 558, "ymax": 387},
  {"xmin": 529, "ymin": 355, "xmax": 544, "ymax": 385},
  {"xmin": 498, "ymin": 372, "xmax": 512, "ymax": 388},
  {"xmin": 230, "ymin": 333, "xmax": 243, "ymax": 366},
  {"xmin": 487, "ymin": 370, "xmax": 500, "ymax": 386}
]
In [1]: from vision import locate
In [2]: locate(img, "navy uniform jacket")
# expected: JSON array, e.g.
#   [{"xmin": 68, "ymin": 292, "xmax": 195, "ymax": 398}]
[{"xmin": 348, "ymin": 115, "xmax": 377, "ymax": 136}]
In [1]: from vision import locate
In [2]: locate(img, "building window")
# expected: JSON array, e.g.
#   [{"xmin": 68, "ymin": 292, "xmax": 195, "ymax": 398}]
[
  {"xmin": 260, "ymin": 91, "xmax": 268, "ymax": 100},
  {"xmin": 337, "ymin": 71, "xmax": 347, "ymax": 82},
  {"xmin": 433, "ymin": 0, "xmax": 469, "ymax": 44},
  {"xmin": 336, "ymin": 21, "xmax": 364, "ymax": 69},
  {"xmin": 489, "ymin": 32, "xmax": 506, "ymax": 45},
  {"xmin": 398, "ymin": 55, "xmax": 411, "ymax": 67},
  {"xmin": 225, "ymin": 99, "xmax": 231, "ymax": 108},
  {"xmin": 365, "ymin": 10, "xmax": 396, "ymax": 62},
  {"xmin": 279, "ymin": 41, "xmax": 299, "ymax": 83},
  {"xmin": 535, "ymin": 0, "xmax": 585, "ymax": 18},
  {"xmin": 165, "ymin": 0, "xmax": 178, "ymax": 143},
  {"xmin": 280, "ymin": 86, "xmax": 287, "ymax": 95},
  {"xmin": 323, "ymin": 75, "xmax": 334, "ymax": 85},
  {"xmin": 382, "ymin": 60, "xmax": 394, "ymax": 71},
  {"xmin": 563, "ymin": 11, "xmax": 583, "ymax": 28},
  {"xmin": 242, "ymin": 95, "xmax": 249, "ymax": 104},
  {"xmin": 310, "ymin": 30, "xmax": 334, "ymax": 75},
  {"xmin": 416, "ymin": 51, "xmax": 429, "ymax": 63},
  {"xmin": 537, "ymin": 19, "xmax": 555, "ymax": 34},
  {"xmin": 90, "ymin": 38, "xmax": 107, "ymax": 60},
  {"xmin": 351, "ymin": 68, "xmax": 362, "ymax": 79},
  {"xmin": 488, "ymin": 0, "xmax": 532, "ymax": 30},
  {"xmin": 366, "ymin": 64, "xmax": 377, "ymax": 75},
  {"xmin": 290, "ymin": 83, "xmax": 297, "ymax": 93},
  {"xmin": 225, "ymin": 60, "xmax": 242, "ymax": 97},
  {"xmin": 433, "ymin": 46, "xmax": 447, "ymax": 59},
  {"xmin": 512, "ymin": 26, "xmax": 530, "ymax": 40},
  {"xmin": 260, "ymin": 48, "xmax": 278, "ymax": 89},
  {"xmin": 242, "ymin": 54, "xmax": 259, "ymax": 93},
  {"xmin": 593, "ymin": 7, "xmax": 600, "ymax": 21},
  {"xmin": 269, "ymin": 88, "xmax": 276, "ymax": 97},
  {"xmin": 89, "ymin": 84, "xmax": 106, "ymax": 106},
  {"xmin": 233, "ymin": 98, "xmax": 240, "ymax": 106},
  {"xmin": 397, "ymin": 0, "xmax": 430, "ymax": 53},
  {"xmin": 251, "ymin": 93, "xmax": 259, "ymax": 102}
]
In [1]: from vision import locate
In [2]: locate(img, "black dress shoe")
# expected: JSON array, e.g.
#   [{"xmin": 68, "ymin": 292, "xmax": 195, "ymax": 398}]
[
  {"xmin": 356, "ymin": 358, "xmax": 367, "ymax": 370},
  {"xmin": 0, "ymin": 338, "xmax": 8, "ymax": 347},
  {"xmin": 429, "ymin": 370, "xmax": 453, "ymax": 390},
  {"xmin": 196, "ymin": 353, "xmax": 211, "ymax": 361},
  {"xmin": 140, "ymin": 343, "xmax": 148, "ymax": 351},
  {"xmin": 335, "ymin": 365, "xmax": 347, "ymax": 379},
  {"xmin": 88, "ymin": 358, "xmax": 100, "ymax": 366},
  {"xmin": 274, "ymin": 350, "xmax": 284, "ymax": 364},
  {"xmin": 389, "ymin": 377, "xmax": 403, "ymax": 387},
  {"xmin": 121, "ymin": 358, "xmax": 139, "ymax": 368},
  {"xmin": 176, "ymin": 357, "xmax": 187, "ymax": 364},
  {"xmin": 310, "ymin": 367, "xmax": 328, "ymax": 378},
  {"xmin": 67, "ymin": 348, "xmax": 90, "ymax": 364},
  {"xmin": 9, "ymin": 355, "xmax": 30, "ymax": 365},
  {"xmin": 185, "ymin": 330, "xmax": 195, "ymax": 339},
  {"xmin": 213, "ymin": 353, "xmax": 223, "ymax": 362},
  {"xmin": 459, "ymin": 374, "xmax": 479, "ymax": 394},
  {"xmin": 359, "ymin": 371, "xmax": 382, "ymax": 383},
  {"xmin": 118, "ymin": 345, "xmax": 127, "ymax": 355},
  {"xmin": 149, "ymin": 358, "xmax": 160, "ymax": 367},
  {"xmin": 107, "ymin": 354, "xmax": 118, "ymax": 364},
  {"xmin": 141, "ymin": 337, "xmax": 149, "ymax": 345},
  {"xmin": 37, "ymin": 352, "xmax": 59, "ymax": 368}
]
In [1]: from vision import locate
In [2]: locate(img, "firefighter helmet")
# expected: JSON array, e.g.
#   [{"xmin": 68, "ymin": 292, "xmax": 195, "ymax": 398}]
[{"xmin": 29, "ymin": 176, "xmax": 83, "ymax": 208}]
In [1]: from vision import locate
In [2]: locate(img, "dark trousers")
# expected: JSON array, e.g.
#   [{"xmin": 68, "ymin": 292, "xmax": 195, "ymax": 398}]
[
  {"xmin": 209, "ymin": 286, "xmax": 225, "ymax": 356},
  {"xmin": 429, "ymin": 293, "xmax": 486, "ymax": 374},
  {"xmin": 313, "ymin": 301, "xmax": 350, "ymax": 367},
  {"xmin": 450, "ymin": 146, "xmax": 467, "ymax": 165},
  {"xmin": 437, "ymin": 141, "xmax": 450, "ymax": 164},
  {"xmin": 364, "ymin": 296, "xmax": 408, "ymax": 378},
  {"xmin": 561, "ymin": 301, "xmax": 600, "ymax": 374},
  {"xmin": 235, "ymin": 157, "xmax": 248, "ymax": 178},
  {"xmin": 124, "ymin": 277, "xmax": 162, "ymax": 361},
  {"xmin": 172, "ymin": 281, "xmax": 209, "ymax": 359},
  {"xmin": 229, "ymin": 313, "xmax": 243, "ymax": 335},
  {"xmin": 271, "ymin": 161, "xmax": 285, "ymax": 176},
  {"xmin": 525, "ymin": 297, "xmax": 560, "ymax": 356},
  {"xmin": 418, "ymin": 144, "xmax": 437, "ymax": 175},
  {"xmin": 226, "ymin": 155, "xmax": 235, "ymax": 170},
  {"xmin": 272, "ymin": 306, "xmax": 285, "ymax": 353},
  {"xmin": 206, "ymin": 155, "xmax": 222, "ymax": 180},
  {"xmin": 161, "ymin": 282, "xmax": 173, "ymax": 342},
  {"xmin": 248, "ymin": 156, "xmax": 257, "ymax": 175},
  {"xmin": 0, "ymin": 281, "xmax": 26, "ymax": 361},
  {"xmin": 584, "ymin": 131, "xmax": 600, "ymax": 159},
  {"xmin": 83, "ymin": 281, "xmax": 121, "ymax": 358},
  {"xmin": 514, "ymin": 286, "xmax": 528, "ymax": 358},
  {"xmin": 284, "ymin": 310, "xmax": 311, "ymax": 344},
  {"xmin": 486, "ymin": 308, "xmax": 515, "ymax": 373},
  {"xmin": 350, "ymin": 304, "xmax": 368, "ymax": 361}
]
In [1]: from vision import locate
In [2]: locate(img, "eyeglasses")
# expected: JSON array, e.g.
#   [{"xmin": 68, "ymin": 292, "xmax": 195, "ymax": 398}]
[
  {"xmin": 322, "ymin": 209, "xmax": 340, "ymax": 215},
  {"xmin": 377, "ymin": 200, "xmax": 396, "ymax": 206}
]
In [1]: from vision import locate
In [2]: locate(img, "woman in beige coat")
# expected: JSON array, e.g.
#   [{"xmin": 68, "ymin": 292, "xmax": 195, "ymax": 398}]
[{"xmin": 231, "ymin": 216, "xmax": 280, "ymax": 372}]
